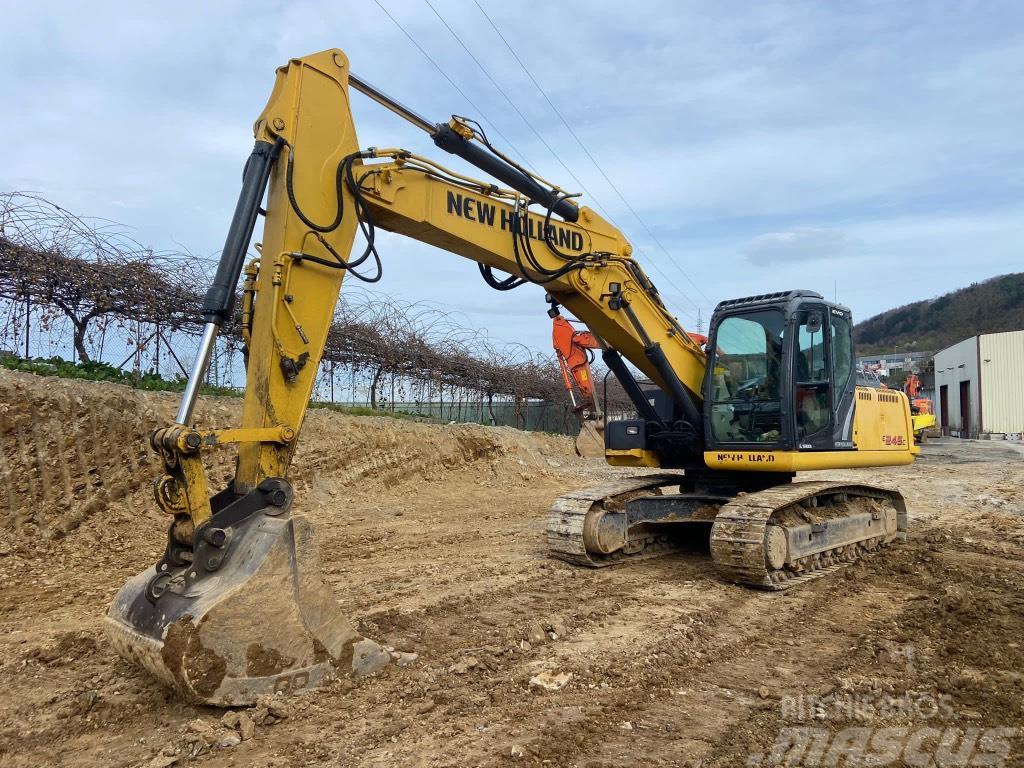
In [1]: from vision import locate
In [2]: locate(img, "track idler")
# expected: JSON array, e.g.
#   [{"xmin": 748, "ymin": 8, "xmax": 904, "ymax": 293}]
[{"xmin": 106, "ymin": 479, "xmax": 384, "ymax": 705}]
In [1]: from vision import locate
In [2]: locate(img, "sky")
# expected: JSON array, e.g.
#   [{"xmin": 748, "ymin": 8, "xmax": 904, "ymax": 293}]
[{"xmin": 2, "ymin": 0, "xmax": 1022, "ymax": 356}]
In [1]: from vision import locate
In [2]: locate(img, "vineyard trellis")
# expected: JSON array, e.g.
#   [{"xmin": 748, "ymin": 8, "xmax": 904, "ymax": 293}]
[{"xmin": 0, "ymin": 192, "xmax": 632, "ymax": 434}]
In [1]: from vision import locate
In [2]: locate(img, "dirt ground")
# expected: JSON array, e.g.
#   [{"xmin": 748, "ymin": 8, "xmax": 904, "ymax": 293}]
[{"xmin": 0, "ymin": 369, "xmax": 1022, "ymax": 768}]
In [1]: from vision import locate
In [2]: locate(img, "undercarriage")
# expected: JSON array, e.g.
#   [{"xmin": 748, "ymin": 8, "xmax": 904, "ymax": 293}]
[{"xmin": 546, "ymin": 471, "xmax": 907, "ymax": 589}]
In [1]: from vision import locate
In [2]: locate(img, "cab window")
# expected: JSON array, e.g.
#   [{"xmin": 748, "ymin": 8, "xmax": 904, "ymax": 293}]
[
  {"xmin": 709, "ymin": 310, "xmax": 785, "ymax": 444},
  {"xmin": 831, "ymin": 314, "xmax": 853, "ymax": 392},
  {"xmin": 795, "ymin": 310, "xmax": 831, "ymax": 441}
]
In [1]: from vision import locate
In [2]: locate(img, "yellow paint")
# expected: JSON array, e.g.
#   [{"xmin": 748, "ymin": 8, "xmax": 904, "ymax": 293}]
[
  {"xmin": 236, "ymin": 50, "xmax": 361, "ymax": 492},
  {"xmin": 912, "ymin": 413, "xmax": 936, "ymax": 436},
  {"xmin": 178, "ymin": 454, "xmax": 212, "ymax": 528},
  {"xmin": 702, "ymin": 387, "xmax": 918, "ymax": 472},
  {"xmin": 358, "ymin": 152, "xmax": 707, "ymax": 398},
  {"xmin": 703, "ymin": 449, "xmax": 915, "ymax": 472},
  {"xmin": 605, "ymin": 448, "xmax": 663, "ymax": 467},
  {"xmin": 201, "ymin": 426, "xmax": 295, "ymax": 447}
]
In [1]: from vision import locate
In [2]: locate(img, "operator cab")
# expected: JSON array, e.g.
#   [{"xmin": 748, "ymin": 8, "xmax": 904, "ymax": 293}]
[{"xmin": 703, "ymin": 290, "xmax": 855, "ymax": 452}]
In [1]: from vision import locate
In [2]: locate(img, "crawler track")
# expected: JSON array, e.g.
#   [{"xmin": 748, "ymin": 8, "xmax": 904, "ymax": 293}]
[
  {"xmin": 545, "ymin": 474, "xmax": 685, "ymax": 567},
  {"xmin": 709, "ymin": 481, "xmax": 908, "ymax": 590},
  {"xmin": 548, "ymin": 477, "xmax": 908, "ymax": 589}
]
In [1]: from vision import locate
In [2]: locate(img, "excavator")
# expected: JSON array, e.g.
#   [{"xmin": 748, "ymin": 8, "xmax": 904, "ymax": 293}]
[
  {"xmin": 106, "ymin": 49, "xmax": 918, "ymax": 705},
  {"xmin": 550, "ymin": 313, "xmax": 605, "ymax": 456},
  {"xmin": 903, "ymin": 373, "xmax": 937, "ymax": 442}
]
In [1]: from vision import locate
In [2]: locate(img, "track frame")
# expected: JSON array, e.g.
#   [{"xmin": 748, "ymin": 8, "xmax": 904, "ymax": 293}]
[{"xmin": 546, "ymin": 472, "xmax": 907, "ymax": 590}]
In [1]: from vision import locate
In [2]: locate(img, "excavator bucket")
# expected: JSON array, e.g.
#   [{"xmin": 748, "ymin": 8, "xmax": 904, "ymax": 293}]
[
  {"xmin": 105, "ymin": 481, "xmax": 384, "ymax": 705},
  {"xmin": 575, "ymin": 417, "xmax": 605, "ymax": 458}
]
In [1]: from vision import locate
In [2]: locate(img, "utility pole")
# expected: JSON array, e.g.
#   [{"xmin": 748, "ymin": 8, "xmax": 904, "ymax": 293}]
[{"xmin": 24, "ymin": 295, "xmax": 30, "ymax": 359}]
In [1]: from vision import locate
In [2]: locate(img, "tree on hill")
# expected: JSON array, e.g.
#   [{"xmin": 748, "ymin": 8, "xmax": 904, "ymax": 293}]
[{"xmin": 854, "ymin": 273, "xmax": 1024, "ymax": 355}]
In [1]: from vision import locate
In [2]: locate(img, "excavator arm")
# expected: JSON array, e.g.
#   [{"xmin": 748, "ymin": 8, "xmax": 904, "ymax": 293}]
[
  {"xmin": 212, "ymin": 48, "xmax": 705, "ymax": 502},
  {"xmin": 229, "ymin": 48, "xmax": 708, "ymax": 488},
  {"xmin": 552, "ymin": 315, "xmax": 601, "ymax": 414}
]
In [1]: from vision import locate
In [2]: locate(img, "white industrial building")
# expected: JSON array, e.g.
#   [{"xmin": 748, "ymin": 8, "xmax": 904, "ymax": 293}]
[
  {"xmin": 856, "ymin": 350, "xmax": 934, "ymax": 375},
  {"xmin": 933, "ymin": 330, "xmax": 1024, "ymax": 439}
]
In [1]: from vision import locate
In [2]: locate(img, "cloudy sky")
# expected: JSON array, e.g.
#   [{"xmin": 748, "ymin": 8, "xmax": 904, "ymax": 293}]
[{"xmin": 3, "ymin": 1, "xmax": 1022, "ymax": 355}]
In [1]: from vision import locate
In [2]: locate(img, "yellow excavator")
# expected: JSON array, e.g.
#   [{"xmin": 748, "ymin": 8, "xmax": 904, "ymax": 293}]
[{"xmin": 106, "ymin": 49, "xmax": 918, "ymax": 705}]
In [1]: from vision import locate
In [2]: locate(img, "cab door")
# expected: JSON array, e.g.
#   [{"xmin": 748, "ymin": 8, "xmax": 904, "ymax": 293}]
[
  {"xmin": 791, "ymin": 307, "xmax": 833, "ymax": 449},
  {"xmin": 828, "ymin": 309, "xmax": 856, "ymax": 448},
  {"xmin": 790, "ymin": 305, "xmax": 856, "ymax": 450}
]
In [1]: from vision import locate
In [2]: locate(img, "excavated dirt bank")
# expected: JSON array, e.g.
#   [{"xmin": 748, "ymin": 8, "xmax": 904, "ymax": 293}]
[
  {"xmin": 0, "ymin": 369, "xmax": 1022, "ymax": 768},
  {"xmin": 0, "ymin": 370, "xmax": 573, "ymax": 547}
]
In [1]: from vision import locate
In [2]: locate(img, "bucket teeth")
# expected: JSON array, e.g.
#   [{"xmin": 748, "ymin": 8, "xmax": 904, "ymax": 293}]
[{"xmin": 106, "ymin": 483, "xmax": 381, "ymax": 705}]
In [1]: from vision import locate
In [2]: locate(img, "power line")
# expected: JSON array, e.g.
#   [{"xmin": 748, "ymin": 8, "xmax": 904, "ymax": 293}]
[
  {"xmin": 374, "ymin": 0, "xmax": 700, "ymax": 325},
  {"xmin": 420, "ymin": 0, "xmax": 700, "ymax": 323},
  {"xmin": 421, "ymin": 0, "xmax": 599, "ymax": 208},
  {"xmin": 470, "ymin": 0, "xmax": 714, "ymax": 309},
  {"xmin": 372, "ymin": 0, "xmax": 533, "ymax": 169}
]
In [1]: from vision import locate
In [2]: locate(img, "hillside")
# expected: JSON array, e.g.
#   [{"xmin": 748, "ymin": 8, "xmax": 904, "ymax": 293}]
[{"xmin": 854, "ymin": 272, "xmax": 1024, "ymax": 354}]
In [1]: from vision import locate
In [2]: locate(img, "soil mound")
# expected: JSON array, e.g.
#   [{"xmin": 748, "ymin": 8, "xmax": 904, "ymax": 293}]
[{"xmin": 0, "ymin": 369, "xmax": 574, "ymax": 544}]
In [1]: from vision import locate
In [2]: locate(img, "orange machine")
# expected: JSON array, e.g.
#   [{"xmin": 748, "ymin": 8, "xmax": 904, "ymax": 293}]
[
  {"xmin": 552, "ymin": 313, "xmax": 709, "ymax": 415},
  {"xmin": 550, "ymin": 311, "xmax": 605, "ymax": 457},
  {"xmin": 903, "ymin": 374, "xmax": 933, "ymax": 415},
  {"xmin": 903, "ymin": 373, "xmax": 936, "ymax": 441},
  {"xmin": 551, "ymin": 313, "xmax": 601, "ymax": 414},
  {"xmin": 551, "ymin": 310, "xmax": 711, "ymax": 456}
]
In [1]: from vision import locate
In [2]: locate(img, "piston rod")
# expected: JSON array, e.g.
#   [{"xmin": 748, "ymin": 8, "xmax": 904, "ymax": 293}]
[
  {"xmin": 348, "ymin": 72, "xmax": 579, "ymax": 222},
  {"xmin": 349, "ymin": 73, "xmax": 436, "ymax": 135}
]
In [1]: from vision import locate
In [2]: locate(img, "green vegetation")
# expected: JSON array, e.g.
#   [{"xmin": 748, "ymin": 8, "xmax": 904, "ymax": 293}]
[
  {"xmin": 854, "ymin": 272, "xmax": 1024, "ymax": 354},
  {"xmin": 0, "ymin": 353, "xmax": 434, "ymax": 423},
  {"xmin": 0, "ymin": 353, "xmax": 241, "ymax": 397}
]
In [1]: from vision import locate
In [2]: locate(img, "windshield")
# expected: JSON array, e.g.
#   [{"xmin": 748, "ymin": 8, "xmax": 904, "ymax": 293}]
[{"xmin": 709, "ymin": 310, "xmax": 785, "ymax": 444}]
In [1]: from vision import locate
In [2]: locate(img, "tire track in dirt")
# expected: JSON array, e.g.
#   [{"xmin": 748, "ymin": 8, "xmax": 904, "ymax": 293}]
[{"xmin": 209, "ymin": 445, "xmax": 1023, "ymax": 768}]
